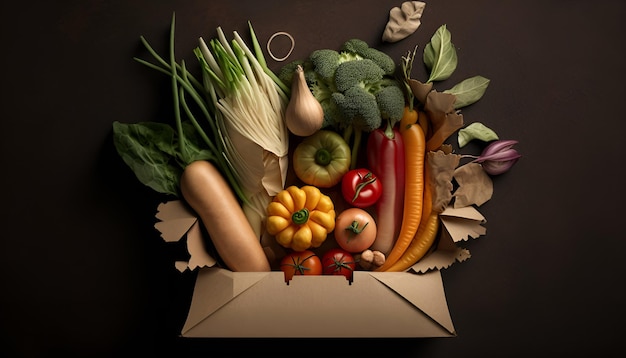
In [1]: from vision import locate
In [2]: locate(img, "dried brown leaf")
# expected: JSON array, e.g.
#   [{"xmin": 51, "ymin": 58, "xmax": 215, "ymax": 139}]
[
  {"xmin": 453, "ymin": 163, "xmax": 493, "ymax": 208},
  {"xmin": 382, "ymin": 1, "xmax": 427, "ymax": 43},
  {"xmin": 424, "ymin": 90, "xmax": 464, "ymax": 151},
  {"xmin": 408, "ymin": 79, "xmax": 433, "ymax": 104},
  {"xmin": 426, "ymin": 150, "xmax": 461, "ymax": 213}
]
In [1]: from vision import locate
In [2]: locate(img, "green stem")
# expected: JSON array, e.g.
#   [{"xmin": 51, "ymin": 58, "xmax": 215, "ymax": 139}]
[
  {"xmin": 350, "ymin": 129, "xmax": 362, "ymax": 170},
  {"xmin": 179, "ymin": 76, "xmax": 248, "ymax": 204},
  {"xmin": 284, "ymin": 254, "xmax": 317, "ymax": 275},
  {"xmin": 248, "ymin": 21, "xmax": 290, "ymax": 96},
  {"xmin": 342, "ymin": 126, "xmax": 353, "ymax": 144},
  {"xmin": 314, "ymin": 148, "xmax": 332, "ymax": 166},
  {"xmin": 291, "ymin": 208, "xmax": 310, "ymax": 225},
  {"xmin": 352, "ymin": 172, "xmax": 377, "ymax": 203},
  {"xmin": 401, "ymin": 46, "xmax": 417, "ymax": 112},
  {"xmin": 135, "ymin": 15, "xmax": 249, "ymax": 204},
  {"xmin": 344, "ymin": 220, "xmax": 369, "ymax": 242},
  {"xmin": 383, "ymin": 119, "xmax": 395, "ymax": 139},
  {"xmin": 178, "ymin": 87, "xmax": 218, "ymax": 156},
  {"xmin": 168, "ymin": 13, "xmax": 186, "ymax": 163},
  {"xmin": 137, "ymin": 37, "xmax": 205, "ymax": 93}
]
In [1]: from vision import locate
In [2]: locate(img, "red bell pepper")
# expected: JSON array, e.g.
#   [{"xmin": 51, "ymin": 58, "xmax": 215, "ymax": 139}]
[{"xmin": 366, "ymin": 121, "xmax": 405, "ymax": 255}]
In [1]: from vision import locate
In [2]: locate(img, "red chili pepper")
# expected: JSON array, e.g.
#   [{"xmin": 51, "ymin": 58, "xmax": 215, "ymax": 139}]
[{"xmin": 366, "ymin": 121, "xmax": 405, "ymax": 255}]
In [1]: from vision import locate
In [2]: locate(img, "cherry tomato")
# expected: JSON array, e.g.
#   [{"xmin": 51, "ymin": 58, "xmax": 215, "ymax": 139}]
[
  {"xmin": 334, "ymin": 208, "xmax": 377, "ymax": 253},
  {"xmin": 341, "ymin": 168, "xmax": 382, "ymax": 208},
  {"xmin": 280, "ymin": 250, "xmax": 322, "ymax": 282},
  {"xmin": 322, "ymin": 248, "xmax": 356, "ymax": 281}
]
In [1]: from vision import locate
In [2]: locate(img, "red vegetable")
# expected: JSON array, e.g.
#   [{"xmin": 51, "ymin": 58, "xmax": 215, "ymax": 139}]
[
  {"xmin": 341, "ymin": 168, "xmax": 383, "ymax": 208},
  {"xmin": 321, "ymin": 248, "xmax": 356, "ymax": 281},
  {"xmin": 366, "ymin": 122, "xmax": 405, "ymax": 255},
  {"xmin": 335, "ymin": 208, "xmax": 377, "ymax": 253},
  {"xmin": 280, "ymin": 250, "xmax": 322, "ymax": 282}
]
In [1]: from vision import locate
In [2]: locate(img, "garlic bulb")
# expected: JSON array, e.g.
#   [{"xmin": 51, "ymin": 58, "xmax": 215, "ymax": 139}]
[{"xmin": 285, "ymin": 65, "xmax": 325, "ymax": 136}]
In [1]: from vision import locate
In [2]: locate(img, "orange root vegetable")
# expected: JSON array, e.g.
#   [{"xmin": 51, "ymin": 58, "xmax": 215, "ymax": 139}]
[
  {"xmin": 384, "ymin": 212, "xmax": 439, "ymax": 272},
  {"xmin": 375, "ymin": 123, "xmax": 425, "ymax": 272},
  {"xmin": 384, "ymin": 164, "xmax": 438, "ymax": 272},
  {"xmin": 418, "ymin": 110, "xmax": 429, "ymax": 139},
  {"xmin": 399, "ymin": 105, "xmax": 419, "ymax": 130},
  {"xmin": 180, "ymin": 160, "xmax": 271, "ymax": 272}
]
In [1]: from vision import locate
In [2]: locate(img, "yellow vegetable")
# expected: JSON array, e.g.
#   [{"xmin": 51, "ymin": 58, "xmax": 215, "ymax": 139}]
[
  {"xmin": 266, "ymin": 185, "xmax": 336, "ymax": 251},
  {"xmin": 292, "ymin": 130, "xmax": 351, "ymax": 188}
]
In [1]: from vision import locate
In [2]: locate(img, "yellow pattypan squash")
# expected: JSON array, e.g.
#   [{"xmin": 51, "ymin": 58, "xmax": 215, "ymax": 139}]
[{"xmin": 266, "ymin": 185, "xmax": 336, "ymax": 251}]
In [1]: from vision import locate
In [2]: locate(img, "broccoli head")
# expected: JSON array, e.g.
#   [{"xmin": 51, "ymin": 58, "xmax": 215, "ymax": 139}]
[
  {"xmin": 333, "ymin": 58, "xmax": 385, "ymax": 93},
  {"xmin": 332, "ymin": 86, "xmax": 382, "ymax": 132},
  {"xmin": 341, "ymin": 38, "xmax": 396, "ymax": 76},
  {"xmin": 278, "ymin": 39, "xmax": 405, "ymax": 167}
]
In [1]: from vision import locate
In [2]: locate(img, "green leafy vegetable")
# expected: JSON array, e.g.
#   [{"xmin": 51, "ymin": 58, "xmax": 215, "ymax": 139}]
[
  {"xmin": 457, "ymin": 122, "xmax": 499, "ymax": 148},
  {"xmin": 423, "ymin": 24, "xmax": 458, "ymax": 83},
  {"xmin": 444, "ymin": 76, "xmax": 490, "ymax": 109},
  {"xmin": 112, "ymin": 121, "xmax": 215, "ymax": 196},
  {"xmin": 112, "ymin": 121, "xmax": 181, "ymax": 196},
  {"xmin": 112, "ymin": 13, "xmax": 250, "ymax": 202}
]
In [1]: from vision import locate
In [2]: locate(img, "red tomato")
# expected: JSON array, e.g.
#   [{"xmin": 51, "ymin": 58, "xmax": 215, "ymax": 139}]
[
  {"xmin": 341, "ymin": 168, "xmax": 382, "ymax": 208},
  {"xmin": 334, "ymin": 208, "xmax": 377, "ymax": 253},
  {"xmin": 280, "ymin": 250, "xmax": 322, "ymax": 282},
  {"xmin": 322, "ymin": 248, "xmax": 356, "ymax": 281}
]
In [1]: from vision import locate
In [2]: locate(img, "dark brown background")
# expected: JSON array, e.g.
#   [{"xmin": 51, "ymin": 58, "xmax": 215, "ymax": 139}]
[{"xmin": 1, "ymin": 0, "xmax": 624, "ymax": 356}]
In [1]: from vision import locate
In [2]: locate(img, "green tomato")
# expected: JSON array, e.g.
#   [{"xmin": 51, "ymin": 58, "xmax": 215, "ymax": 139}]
[{"xmin": 292, "ymin": 130, "xmax": 351, "ymax": 188}]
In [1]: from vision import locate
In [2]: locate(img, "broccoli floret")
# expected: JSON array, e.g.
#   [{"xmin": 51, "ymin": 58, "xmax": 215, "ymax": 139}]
[
  {"xmin": 309, "ymin": 49, "xmax": 341, "ymax": 80},
  {"xmin": 309, "ymin": 49, "xmax": 363, "ymax": 80},
  {"xmin": 334, "ymin": 58, "xmax": 385, "ymax": 93},
  {"xmin": 319, "ymin": 96, "xmax": 343, "ymax": 128},
  {"xmin": 277, "ymin": 60, "xmax": 304, "ymax": 87},
  {"xmin": 332, "ymin": 86, "xmax": 383, "ymax": 164},
  {"xmin": 332, "ymin": 86, "xmax": 382, "ymax": 131},
  {"xmin": 375, "ymin": 84, "xmax": 405, "ymax": 124},
  {"xmin": 341, "ymin": 39, "xmax": 397, "ymax": 76}
]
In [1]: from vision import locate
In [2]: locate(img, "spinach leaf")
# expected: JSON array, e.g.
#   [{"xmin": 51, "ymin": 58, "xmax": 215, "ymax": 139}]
[
  {"xmin": 112, "ymin": 121, "xmax": 216, "ymax": 196},
  {"xmin": 444, "ymin": 76, "xmax": 490, "ymax": 109},
  {"xmin": 179, "ymin": 121, "xmax": 216, "ymax": 164},
  {"xmin": 112, "ymin": 121, "xmax": 182, "ymax": 196},
  {"xmin": 423, "ymin": 25, "xmax": 458, "ymax": 83}
]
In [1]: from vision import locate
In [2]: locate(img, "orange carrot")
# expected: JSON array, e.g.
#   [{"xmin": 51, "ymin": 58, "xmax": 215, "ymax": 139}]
[
  {"xmin": 385, "ymin": 212, "xmax": 439, "ymax": 272},
  {"xmin": 399, "ymin": 105, "xmax": 419, "ymax": 130},
  {"xmin": 375, "ymin": 123, "xmax": 425, "ymax": 271},
  {"xmin": 384, "ymin": 163, "xmax": 439, "ymax": 272},
  {"xmin": 418, "ymin": 110, "xmax": 429, "ymax": 139}
]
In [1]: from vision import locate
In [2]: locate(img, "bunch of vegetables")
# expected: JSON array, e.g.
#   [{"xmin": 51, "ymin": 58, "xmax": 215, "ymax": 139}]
[
  {"xmin": 112, "ymin": 14, "xmax": 292, "ymax": 272},
  {"xmin": 278, "ymin": 39, "xmax": 406, "ymax": 168},
  {"xmin": 272, "ymin": 24, "xmax": 521, "ymax": 277},
  {"xmin": 114, "ymin": 13, "xmax": 520, "ymax": 277}
]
